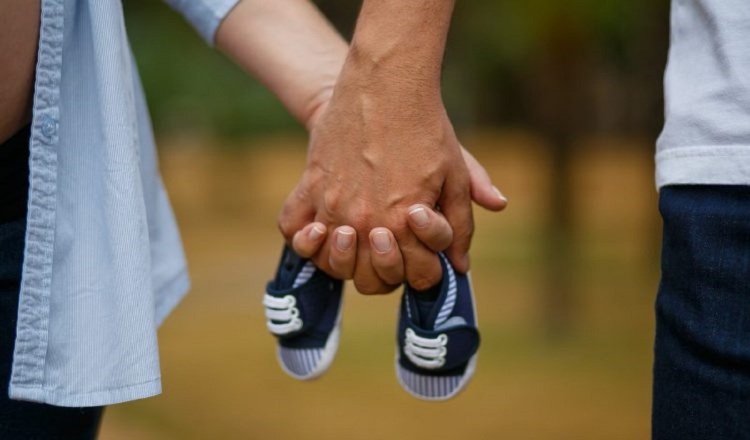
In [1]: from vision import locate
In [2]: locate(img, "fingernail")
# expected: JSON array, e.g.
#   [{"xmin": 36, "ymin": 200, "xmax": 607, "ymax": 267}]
[
  {"xmin": 309, "ymin": 225, "xmax": 324, "ymax": 241},
  {"xmin": 409, "ymin": 206, "xmax": 429, "ymax": 227},
  {"xmin": 371, "ymin": 230, "xmax": 391, "ymax": 253},
  {"xmin": 493, "ymin": 186, "xmax": 508, "ymax": 203},
  {"xmin": 336, "ymin": 229, "xmax": 354, "ymax": 251}
]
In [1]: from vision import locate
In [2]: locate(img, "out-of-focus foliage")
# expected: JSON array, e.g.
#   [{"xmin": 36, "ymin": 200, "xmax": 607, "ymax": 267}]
[
  {"xmin": 124, "ymin": 1, "xmax": 298, "ymax": 139},
  {"xmin": 103, "ymin": 4, "xmax": 666, "ymax": 435},
  {"xmin": 123, "ymin": 0, "xmax": 667, "ymax": 140},
  {"xmin": 446, "ymin": 0, "xmax": 667, "ymax": 134}
]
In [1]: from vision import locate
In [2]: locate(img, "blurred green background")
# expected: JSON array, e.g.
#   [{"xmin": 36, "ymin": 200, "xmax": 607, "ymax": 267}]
[{"xmin": 102, "ymin": 1, "xmax": 668, "ymax": 438}]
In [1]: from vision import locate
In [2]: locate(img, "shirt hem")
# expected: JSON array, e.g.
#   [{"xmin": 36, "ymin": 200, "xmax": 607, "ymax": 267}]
[
  {"xmin": 8, "ymin": 378, "xmax": 161, "ymax": 408},
  {"xmin": 655, "ymin": 145, "xmax": 750, "ymax": 189},
  {"xmin": 207, "ymin": 0, "xmax": 241, "ymax": 45}
]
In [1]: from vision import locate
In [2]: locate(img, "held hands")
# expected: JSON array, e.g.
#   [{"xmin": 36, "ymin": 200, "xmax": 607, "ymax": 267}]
[
  {"xmin": 278, "ymin": 77, "xmax": 506, "ymax": 294},
  {"xmin": 216, "ymin": 0, "xmax": 504, "ymax": 292}
]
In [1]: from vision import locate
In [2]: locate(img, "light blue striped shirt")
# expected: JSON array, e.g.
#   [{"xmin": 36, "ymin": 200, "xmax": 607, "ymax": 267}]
[{"xmin": 11, "ymin": 0, "xmax": 238, "ymax": 407}]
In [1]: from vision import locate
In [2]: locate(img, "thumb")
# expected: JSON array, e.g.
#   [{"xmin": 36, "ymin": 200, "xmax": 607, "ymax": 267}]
[
  {"xmin": 461, "ymin": 146, "xmax": 508, "ymax": 212},
  {"xmin": 278, "ymin": 180, "xmax": 317, "ymax": 244}
]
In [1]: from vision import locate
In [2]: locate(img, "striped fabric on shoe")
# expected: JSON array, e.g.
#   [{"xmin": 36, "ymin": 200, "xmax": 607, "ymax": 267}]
[
  {"xmin": 396, "ymin": 253, "xmax": 481, "ymax": 401},
  {"xmin": 264, "ymin": 246, "xmax": 344, "ymax": 380}
]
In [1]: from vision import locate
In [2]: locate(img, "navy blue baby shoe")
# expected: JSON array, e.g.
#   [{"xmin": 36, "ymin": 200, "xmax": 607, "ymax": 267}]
[
  {"xmin": 396, "ymin": 253, "xmax": 480, "ymax": 400},
  {"xmin": 264, "ymin": 246, "xmax": 344, "ymax": 380}
]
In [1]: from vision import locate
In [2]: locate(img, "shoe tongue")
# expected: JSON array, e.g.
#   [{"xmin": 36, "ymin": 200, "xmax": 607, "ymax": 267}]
[
  {"xmin": 414, "ymin": 280, "xmax": 442, "ymax": 328},
  {"xmin": 274, "ymin": 246, "xmax": 308, "ymax": 290},
  {"xmin": 406, "ymin": 254, "xmax": 454, "ymax": 329}
]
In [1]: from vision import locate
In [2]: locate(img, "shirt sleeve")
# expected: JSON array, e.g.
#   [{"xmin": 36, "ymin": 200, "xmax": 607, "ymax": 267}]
[{"xmin": 162, "ymin": 0, "xmax": 241, "ymax": 45}]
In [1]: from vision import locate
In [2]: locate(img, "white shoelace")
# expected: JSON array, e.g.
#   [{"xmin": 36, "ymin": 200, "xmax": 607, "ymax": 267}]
[
  {"xmin": 263, "ymin": 294, "xmax": 303, "ymax": 335},
  {"xmin": 404, "ymin": 328, "xmax": 448, "ymax": 369}
]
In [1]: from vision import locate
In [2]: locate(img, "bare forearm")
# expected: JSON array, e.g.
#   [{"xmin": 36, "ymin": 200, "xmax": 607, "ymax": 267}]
[
  {"xmin": 279, "ymin": 0, "xmax": 474, "ymax": 292},
  {"xmin": 342, "ymin": 0, "xmax": 456, "ymax": 104},
  {"xmin": 215, "ymin": 0, "xmax": 348, "ymax": 129}
]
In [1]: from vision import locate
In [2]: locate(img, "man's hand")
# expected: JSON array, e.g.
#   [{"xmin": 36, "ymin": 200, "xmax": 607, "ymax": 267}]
[
  {"xmin": 275, "ymin": 0, "xmax": 480, "ymax": 294},
  {"xmin": 285, "ymin": 148, "xmax": 507, "ymax": 293},
  {"xmin": 278, "ymin": 82, "xmax": 473, "ymax": 294}
]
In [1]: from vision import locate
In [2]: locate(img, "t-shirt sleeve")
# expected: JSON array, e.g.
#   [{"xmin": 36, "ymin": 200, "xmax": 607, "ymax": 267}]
[
  {"xmin": 162, "ymin": 0, "xmax": 241, "ymax": 45},
  {"xmin": 655, "ymin": 0, "xmax": 750, "ymax": 187}
]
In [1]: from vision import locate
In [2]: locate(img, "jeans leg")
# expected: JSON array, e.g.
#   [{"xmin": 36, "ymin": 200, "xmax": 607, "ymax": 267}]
[
  {"xmin": 0, "ymin": 217, "xmax": 105, "ymax": 440},
  {"xmin": 653, "ymin": 185, "xmax": 750, "ymax": 440}
]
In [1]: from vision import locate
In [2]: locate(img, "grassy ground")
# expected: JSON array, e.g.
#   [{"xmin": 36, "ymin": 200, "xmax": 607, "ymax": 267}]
[{"xmin": 99, "ymin": 131, "xmax": 660, "ymax": 440}]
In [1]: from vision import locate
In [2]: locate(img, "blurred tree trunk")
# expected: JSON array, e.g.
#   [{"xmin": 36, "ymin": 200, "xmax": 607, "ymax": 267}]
[
  {"xmin": 630, "ymin": 0, "xmax": 669, "ymax": 275},
  {"xmin": 524, "ymin": 14, "xmax": 588, "ymax": 339}
]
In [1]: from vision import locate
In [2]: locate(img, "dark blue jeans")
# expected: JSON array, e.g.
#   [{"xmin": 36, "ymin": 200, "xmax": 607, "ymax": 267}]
[
  {"xmin": 0, "ymin": 220, "xmax": 104, "ymax": 439},
  {"xmin": 0, "ymin": 125, "xmax": 103, "ymax": 439},
  {"xmin": 653, "ymin": 185, "xmax": 750, "ymax": 439}
]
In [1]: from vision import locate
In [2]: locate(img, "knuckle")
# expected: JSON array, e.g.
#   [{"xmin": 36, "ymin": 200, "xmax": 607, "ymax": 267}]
[
  {"xmin": 409, "ymin": 271, "xmax": 441, "ymax": 292},
  {"xmin": 380, "ymin": 283, "xmax": 399, "ymax": 294},
  {"xmin": 328, "ymin": 259, "xmax": 350, "ymax": 277},
  {"xmin": 329, "ymin": 263, "xmax": 350, "ymax": 278},
  {"xmin": 323, "ymin": 190, "xmax": 342, "ymax": 215},
  {"xmin": 456, "ymin": 217, "xmax": 475, "ymax": 243},
  {"xmin": 294, "ymin": 183, "xmax": 311, "ymax": 202},
  {"xmin": 310, "ymin": 256, "xmax": 327, "ymax": 272},
  {"xmin": 427, "ymin": 229, "xmax": 452, "ymax": 251},
  {"xmin": 354, "ymin": 278, "xmax": 386, "ymax": 295},
  {"xmin": 381, "ymin": 259, "xmax": 403, "ymax": 275},
  {"xmin": 349, "ymin": 208, "xmax": 373, "ymax": 233},
  {"xmin": 294, "ymin": 242, "xmax": 314, "ymax": 258},
  {"xmin": 381, "ymin": 275, "xmax": 403, "ymax": 287},
  {"xmin": 277, "ymin": 213, "xmax": 294, "ymax": 240},
  {"xmin": 376, "ymin": 267, "xmax": 404, "ymax": 286}
]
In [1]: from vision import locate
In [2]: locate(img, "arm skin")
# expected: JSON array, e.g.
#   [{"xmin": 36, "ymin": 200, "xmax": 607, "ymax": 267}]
[
  {"xmin": 276, "ymin": 0, "xmax": 506, "ymax": 293},
  {"xmin": 0, "ymin": 0, "xmax": 40, "ymax": 143},
  {"xmin": 216, "ymin": 0, "xmax": 506, "ymax": 293},
  {"xmin": 215, "ymin": 0, "xmax": 348, "ymax": 130}
]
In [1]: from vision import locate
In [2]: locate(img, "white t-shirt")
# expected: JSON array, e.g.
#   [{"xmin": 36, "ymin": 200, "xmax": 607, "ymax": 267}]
[{"xmin": 656, "ymin": 0, "xmax": 750, "ymax": 188}]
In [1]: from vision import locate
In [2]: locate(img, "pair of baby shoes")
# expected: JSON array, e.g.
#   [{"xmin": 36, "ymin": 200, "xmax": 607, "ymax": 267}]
[{"xmin": 262, "ymin": 246, "xmax": 480, "ymax": 401}]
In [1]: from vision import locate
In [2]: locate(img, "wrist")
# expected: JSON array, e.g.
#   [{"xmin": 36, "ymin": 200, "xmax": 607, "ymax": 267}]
[
  {"xmin": 341, "ymin": 0, "xmax": 454, "ymax": 94},
  {"xmin": 334, "ymin": 51, "xmax": 445, "ymax": 114},
  {"xmin": 346, "ymin": 37, "xmax": 443, "ymax": 87},
  {"xmin": 303, "ymin": 85, "xmax": 334, "ymax": 131}
]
